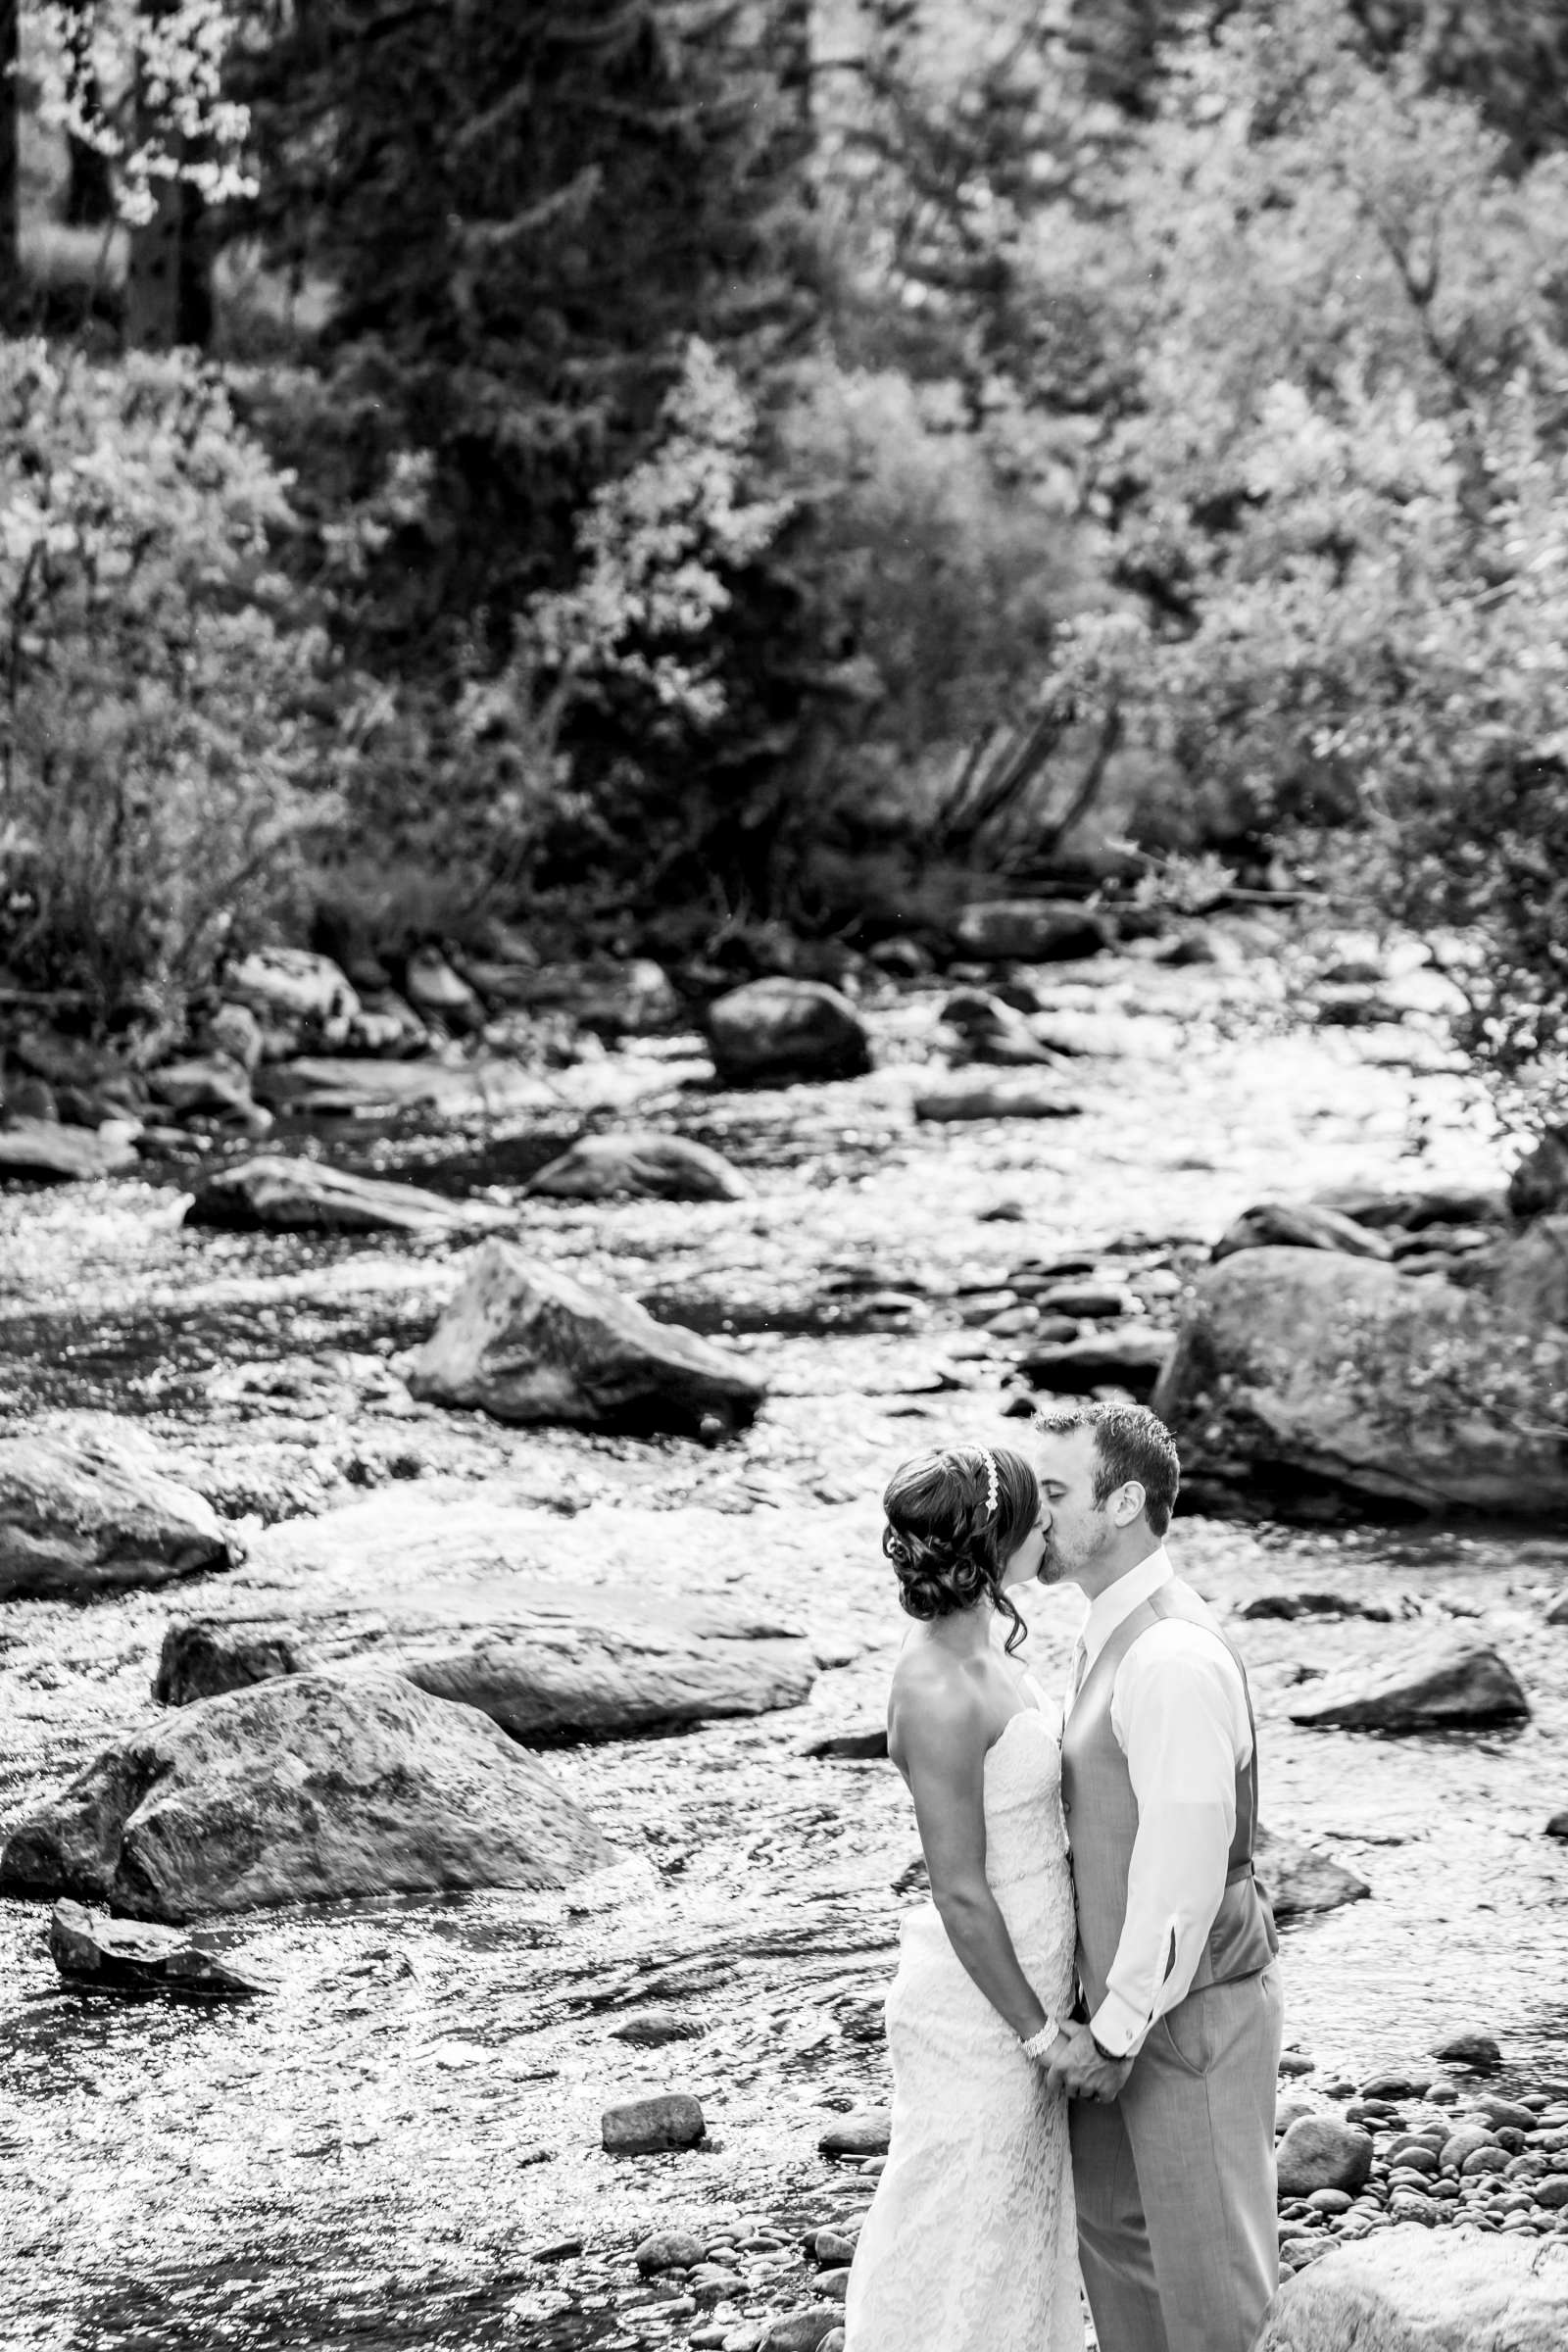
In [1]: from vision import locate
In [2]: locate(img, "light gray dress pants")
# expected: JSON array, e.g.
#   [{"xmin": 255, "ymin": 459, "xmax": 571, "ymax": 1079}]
[{"xmin": 1069, "ymin": 1960, "xmax": 1284, "ymax": 2352}]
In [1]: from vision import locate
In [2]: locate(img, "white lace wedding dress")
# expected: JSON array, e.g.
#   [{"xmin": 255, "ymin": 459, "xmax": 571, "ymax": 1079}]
[{"xmin": 842, "ymin": 1699, "xmax": 1082, "ymax": 2352}]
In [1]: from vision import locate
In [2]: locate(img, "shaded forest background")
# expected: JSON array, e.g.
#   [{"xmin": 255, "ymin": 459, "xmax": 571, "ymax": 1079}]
[{"xmin": 2, "ymin": 0, "xmax": 1566, "ymax": 1126}]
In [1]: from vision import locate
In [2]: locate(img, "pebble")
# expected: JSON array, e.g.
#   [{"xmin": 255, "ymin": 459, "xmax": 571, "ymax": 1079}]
[
  {"xmin": 1361, "ymin": 2068, "xmax": 1434, "ymax": 2099},
  {"xmin": 1475, "ymin": 2096, "xmax": 1540, "ymax": 2132},
  {"xmin": 692, "ymin": 2266, "xmax": 746, "ymax": 2307},
  {"xmin": 757, "ymin": 2312, "xmax": 843, "ymax": 2352},
  {"xmin": 818, "ymin": 2112, "xmax": 891, "ymax": 2160},
  {"xmin": 612, "ymin": 2009, "xmax": 706, "ymax": 2046},
  {"xmin": 812, "ymin": 2230, "xmax": 858, "ymax": 2266}
]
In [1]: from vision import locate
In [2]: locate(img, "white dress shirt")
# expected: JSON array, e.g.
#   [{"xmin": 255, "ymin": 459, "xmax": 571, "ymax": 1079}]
[{"xmin": 1072, "ymin": 1546, "xmax": 1253, "ymax": 2060}]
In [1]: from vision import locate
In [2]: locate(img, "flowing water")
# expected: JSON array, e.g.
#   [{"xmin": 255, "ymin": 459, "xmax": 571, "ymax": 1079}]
[{"xmin": 3, "ymin": 954, "xmax": 1565, "ymax": 2351}]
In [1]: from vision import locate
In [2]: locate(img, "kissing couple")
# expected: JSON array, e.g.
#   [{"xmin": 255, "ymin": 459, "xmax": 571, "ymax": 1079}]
[{"xmin": 841, "ymin": 1401, "xmax": 1284, "ymax": 2352}]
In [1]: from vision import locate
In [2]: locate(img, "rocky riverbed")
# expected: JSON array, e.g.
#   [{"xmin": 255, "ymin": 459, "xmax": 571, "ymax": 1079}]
[{"xmin": 2, "ymin": 931, "xmax": 1567, "ymax": 2352}]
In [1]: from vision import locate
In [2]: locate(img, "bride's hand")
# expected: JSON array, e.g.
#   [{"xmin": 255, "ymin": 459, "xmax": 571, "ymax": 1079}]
[{"xmin": 1046, "ymin": 2021, "xmax": 1134, "ymax": 2103}]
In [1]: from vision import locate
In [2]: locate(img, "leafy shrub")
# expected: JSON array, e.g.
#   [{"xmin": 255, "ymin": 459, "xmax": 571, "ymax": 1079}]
[
  {"xmin": 1033, "ymin": 1, "xmax": 1568, "ymax": 1122},
  {"xmin": 0, "ymin": 339, "xmax": 334, "ymax": 1032}
]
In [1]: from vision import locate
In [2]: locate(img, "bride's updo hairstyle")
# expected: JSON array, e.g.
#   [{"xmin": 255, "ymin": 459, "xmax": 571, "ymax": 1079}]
[{"xmin": 882, "ymin": 1445, "xmax": 1040, "ymax": 1656}]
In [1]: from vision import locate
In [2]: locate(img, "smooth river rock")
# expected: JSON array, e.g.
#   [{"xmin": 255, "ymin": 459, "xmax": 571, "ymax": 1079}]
[
  {"xmin": 525, "ymin": 1131, "xmax": 750, "ymax": 1202},
  {"xmin": 0, "ymin": 1117, "xmax": 140, "ymax": 1183},
  {"xmin": 1275, "ymin": 2115, "xmax": 1375, "ymax": 2196},
  {"xmin": 950, "ymin": 899, "xmax": 1109, "ymax": 961},
  {"xmin": 409, "ymin": 1241, "xmax": 765, "ymax": 1438},
  {"xmin": 163, "ymin": 1490, "xmax": 829, "ymax": 1737},
  {"xmin": 819, "ymin": 2109, "xmax": 892, "ymax": 2158},
  {"xmin": 1152, "ymin": 1246, "xmax": 1568, "ymax": 1514},
  {"xmin": 0, "ymin": 1430, "xmax": 239, "ymax": 1599},
  {"xmin": 49, "ymin": 1899, "xmax": 269, "ymax": 2001},
  {"xmin": 223, "ymin": 946, "xmax": 360, "ymax": 1039},
  {"xmin": 153, "ymin": 1617, "xmax": 308, "ymax": 1704},
  {"xmin": 1254, "ymin": 1825, "xmax": 1371, "ymax": 1919},
  {"xmin": 1212, "ymin": 1200, "xmax": 1394, "ymax": 1262},
  {"xmin": 1287, "ymin": 1634, "xmax": 1530, "ymax": 1731},
  {"xmin": 706, "ymin": 978, "xmax": 872, "ymax": 1085},
  {"xmin": 1015, "ymin": 1325, "xmax": 1173, "ymax": 1399},
  {"xmin": 400, "ymin": 1620, "xmax": 817, "ymax": 1741},
  {"xmin": 602, "ymin": 2092, "xmax": 707, "ymax": 2155},
  {"xmin": 913, "ymin": 1074, "xmax": 1083, "ymax": 1122},
  {"xmin": 759, "ymin": 2313, "xmax": 843, "ymax": 2352},
  {"xmin": 939, "ymin": 988, "xmax": 1058, "ymax": 1066},
  {"xmin": 0, "ymin": 1668, "xmax": 617, "ymax": 1922},
  {"xmin": 1254, "ymin": 2224, "xmax": 1568, "ymax": 2352},
  {"xmin": 186, "ymin": 1154, "xmax": 508, "ymax": 1235}
]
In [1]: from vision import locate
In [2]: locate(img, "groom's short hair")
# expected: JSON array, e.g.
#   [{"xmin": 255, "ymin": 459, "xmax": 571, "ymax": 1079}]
[{"xmin": 1033, "ymin": 1401, "xmax": 1181, "ymax": 1536}]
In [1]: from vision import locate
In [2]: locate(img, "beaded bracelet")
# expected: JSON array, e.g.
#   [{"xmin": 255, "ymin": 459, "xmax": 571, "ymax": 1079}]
[{"xmin": 1019, "ymin": 2021, "xmax": 1060, "ymax": 2063}]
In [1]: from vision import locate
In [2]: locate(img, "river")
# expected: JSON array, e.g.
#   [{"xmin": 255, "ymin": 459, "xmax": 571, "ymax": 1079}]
[{"xmin": 3, "ymin": 943, "xmax": 1564, "ymax": 2351}]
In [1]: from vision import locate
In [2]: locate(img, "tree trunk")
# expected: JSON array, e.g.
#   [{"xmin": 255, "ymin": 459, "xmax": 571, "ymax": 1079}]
[
  {"xmin": 123, "ymin": 5, "xmax": 214, "ymax": 351},
  {"xmin": 0, "ymin": 0, "xmax": 19, "ymax": 329},
  {"xmin": 63, "ymin": 6, "xmax": 115, "ymax": 225}
]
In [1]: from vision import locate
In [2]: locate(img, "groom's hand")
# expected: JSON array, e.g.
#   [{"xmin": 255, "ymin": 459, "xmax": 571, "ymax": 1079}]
[{"xmin": 1046, "ymin": 2021, "xmax": 1134, "ymax": 2103}]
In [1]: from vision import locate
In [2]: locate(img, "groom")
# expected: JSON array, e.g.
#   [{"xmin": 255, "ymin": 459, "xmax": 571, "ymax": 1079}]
[{"xmin": 1032, "ymin": 1401, "xmax": 1283, "ymax": 2352}]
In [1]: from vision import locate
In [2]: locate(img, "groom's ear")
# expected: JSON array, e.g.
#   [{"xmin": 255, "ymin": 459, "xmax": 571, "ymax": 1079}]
[{"xmin": 1110, "ymin": 1479, "xmax": 1147, "ymax": 1528}]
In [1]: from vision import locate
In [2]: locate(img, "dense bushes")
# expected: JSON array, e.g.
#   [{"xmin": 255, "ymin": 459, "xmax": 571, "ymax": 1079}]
[
  {"xmin": 1013, "ymin": 2, "xmax": 1568, "ymax": 1118},
  {"xmin": 0, "ymin": 341, "xmax": 332, "ymax": 1030}
]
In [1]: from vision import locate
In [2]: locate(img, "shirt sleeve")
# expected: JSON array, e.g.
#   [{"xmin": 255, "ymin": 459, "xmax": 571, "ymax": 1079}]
[{"xmin": 1087, "ymin": 1623, "xmax": 1251, "ymax": 2060}]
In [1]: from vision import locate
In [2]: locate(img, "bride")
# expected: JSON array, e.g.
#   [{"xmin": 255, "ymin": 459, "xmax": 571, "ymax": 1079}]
[{"xmin": 842, "ymin": 1443, "xmax": 1083, "ymax": 2352}]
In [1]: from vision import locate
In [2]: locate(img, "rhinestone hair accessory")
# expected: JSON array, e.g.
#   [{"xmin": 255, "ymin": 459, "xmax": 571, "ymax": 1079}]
[{"xmin": 976, "ymin": 1446, "xmax": 1000, "ymax": 1516}]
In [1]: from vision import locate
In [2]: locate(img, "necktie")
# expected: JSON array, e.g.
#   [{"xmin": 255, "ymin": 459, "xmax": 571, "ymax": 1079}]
[{"xmin": 1065, "ymin": 1637, "xmax": 1088, "ymax": 1717}]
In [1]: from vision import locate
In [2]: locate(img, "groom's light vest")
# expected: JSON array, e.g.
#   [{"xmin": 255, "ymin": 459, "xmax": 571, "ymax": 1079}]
[{"xmin": 1059, "ymin": 1577, "xmax": 1279, "ymax": 2018}]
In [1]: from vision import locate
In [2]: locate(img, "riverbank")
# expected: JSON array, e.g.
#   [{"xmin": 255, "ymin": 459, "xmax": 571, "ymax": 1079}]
[{"xmin": 2, "ymin": 937, "xmax": 1564, "ymax": 2352}]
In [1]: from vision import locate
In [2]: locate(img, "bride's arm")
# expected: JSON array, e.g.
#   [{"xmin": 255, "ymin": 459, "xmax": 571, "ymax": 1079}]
[{"xmin": 898, "ymin": 1690, "xmax": 1070, "ymax": 2060}]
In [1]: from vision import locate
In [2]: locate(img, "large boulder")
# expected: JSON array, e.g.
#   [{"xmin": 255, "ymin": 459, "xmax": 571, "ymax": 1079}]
[
  {"xmin": 1212, "ymin": 1200, "xmax": 1394, "ymax": 1263},
  {"xmin": 0, "ymin": 1117, "xmax": 139, "ymax": 1183},
  {"xmin": 1253, "ymin": 1825, "xmax": 1370, "ymax": 1919},
  {"xmin": 525, "ymin": 1132, "xmax": 750, "ymax": 1203},
  {"xmin": 1254, "ymin": 2225, "xmax": 1568, "ymax": 2352},
  {"xmin": 951, "ymin": 899, "xmax": 1109, "ymax": 962},
  {"xmin": 401, "ymin": 1622, "xmax": 816, "ymax": 1741},
  {"xmin": 186, "ymin": 1155, "xmax": 507, "ymax": 1236},
  {"xmin": 706, "ymin": 979, "xmax": 872, "ymax": 1086},
  {"xmin": 0, "ymin": 1431, "xmax": 239, "ymax": 1600},
  {"xmin": 0, "ymin": 1668, "xmax": 617, "ymax": 1922},
  {"xmin": 153, "ymin": 1584, "xmax": 821, "ymax": 1742},
  {"xmin": 408, "ymin": 1242, "xmax": 765, "ymax": 1439},
  {"xmin": 1287, "ymin": 1634, "xmax": 1529, "ymax": 1732},
  {"xmin": 1152, "ymin": 1246, "xmax": 1568, "ymax": 1515}
]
